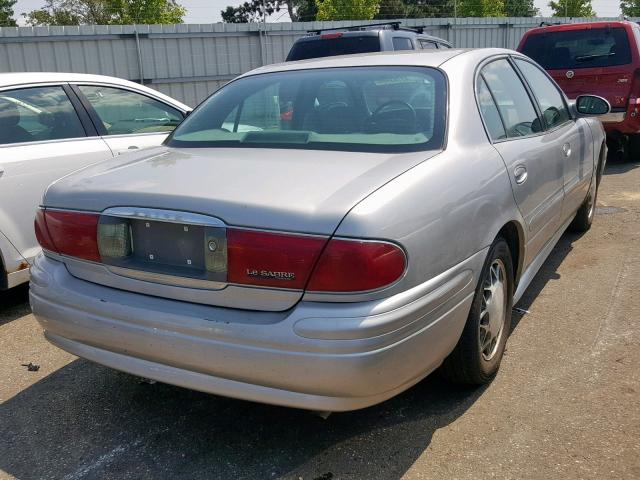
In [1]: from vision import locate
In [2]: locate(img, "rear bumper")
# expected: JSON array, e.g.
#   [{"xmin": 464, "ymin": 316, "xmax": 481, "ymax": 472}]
[{"xmin": 30, "ymin": 252, "xmax": 481, "ymax": 411}]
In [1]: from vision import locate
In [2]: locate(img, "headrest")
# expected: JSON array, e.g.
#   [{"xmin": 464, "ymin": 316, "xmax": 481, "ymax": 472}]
[{"xmin": 0, "ymin": 102, "xmax": 20, "ymax": 127}]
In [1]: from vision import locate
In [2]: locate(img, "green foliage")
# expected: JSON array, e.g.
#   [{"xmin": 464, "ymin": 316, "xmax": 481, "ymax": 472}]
[
  {"xmin": 24, "ymin": 0, "xmax": 186, "ymax": 26},
  {"xmin": 221, "ymin": 1, "xmax": 316, "ymax": 23},
  {"xmin": 375, "ymin": 0, "xmax": 455, "ymax": 18},
  {"xmin": 504, "ymin": 0, "xmax": 539, "ymax": 16},
  {"xmin": 548, "ymin": 0, "xmax": 595, "ymax": 16},
  {"xmin": 0, "ymin": 0, "xmax": 17, "ymax": 26},
  {"xmin": 458, "ymin": 0, "xmax": 504, "ymax": 17},
  {"xmin": 620, "ymin": 0, "xmax": 640, "ymax": 17},
  {"xmin": 107, "ymin": 0, "xmax": 185, "ymax": 23},
  {"xmin": 315, "ymin": 0, "xmax": 380, "ymax": 20}
]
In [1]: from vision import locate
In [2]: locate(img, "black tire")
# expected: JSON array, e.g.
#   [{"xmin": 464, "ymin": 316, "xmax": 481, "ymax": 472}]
[
  {"xmin": 628, "ymin": 134, "xmax": 640, "ymax": 162},
  {"xmin": 569, "ymin": 178, "xmax": 597, "ymax": 233},
  {"xmin": 440, "ymin": 238, "xmax": 514, "ymax": 385}
]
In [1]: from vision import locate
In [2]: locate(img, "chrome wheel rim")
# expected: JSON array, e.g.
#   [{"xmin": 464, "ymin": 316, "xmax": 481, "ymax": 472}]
[{"xmin": 479, "ymin": 259, "xmax": 507, "ymax": 361}]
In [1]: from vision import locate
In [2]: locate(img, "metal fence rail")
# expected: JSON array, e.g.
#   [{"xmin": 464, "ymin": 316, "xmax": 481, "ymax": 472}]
[{"xmin": 0, "ymin": 17, "xmax": 631, "ymax": 106}]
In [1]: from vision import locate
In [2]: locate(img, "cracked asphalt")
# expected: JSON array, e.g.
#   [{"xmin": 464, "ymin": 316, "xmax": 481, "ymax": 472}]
[{"xmin": 1, "ymin": 159, "xmax": 639, "ymax": 480}]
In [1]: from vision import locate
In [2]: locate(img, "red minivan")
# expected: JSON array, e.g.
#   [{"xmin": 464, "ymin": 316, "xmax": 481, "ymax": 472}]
[{"xmin": 518, "ymin": 21, "xmax": 640, "ymax": 158}]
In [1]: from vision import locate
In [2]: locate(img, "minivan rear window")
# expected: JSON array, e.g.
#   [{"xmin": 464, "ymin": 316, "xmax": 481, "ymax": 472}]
[
  {"xmin": 286, "ymin": 36, "xmax": 381, "ymax": 61},
  {"xmin": 521, "ymin": 27, "xmax": 631, "ymax": 69},
  {"xmin": 167, "ymin": 66, "xmax": 446, "ymax": 154}
]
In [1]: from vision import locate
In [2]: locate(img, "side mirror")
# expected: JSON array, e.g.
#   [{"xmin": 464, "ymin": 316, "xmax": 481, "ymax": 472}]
[{"xmin": 575, "ymin": 95, "xmax": 611, "ymax": 116}]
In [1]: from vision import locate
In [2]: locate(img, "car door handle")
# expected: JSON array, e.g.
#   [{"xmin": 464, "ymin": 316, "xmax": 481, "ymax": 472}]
[
  {"xmin": 117, "ymin": 146, "xmax": 139, "ymax": 156},
  {"xmin": 0, "ymin": 167, "xmax": 4, "ymax": 178},
  {"xmin": 562, "ymin": 143, "xmax": 572, "ymax": 157},
  {"xmin": 513, "ymin": 165, "xmax": 528, "ymax": 185}
]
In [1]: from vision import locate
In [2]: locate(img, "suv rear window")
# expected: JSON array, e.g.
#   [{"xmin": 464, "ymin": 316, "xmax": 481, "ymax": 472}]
[
  {"xmin": 521, "ymin": 27, "xmax": 632, "ymax": 69},
  {"xmin": 286, "ymin": 36, "xmax": 380, "ymax": 61},
  {"xmin": 168, "ymin": 66, "xmax": 446, "ymax": 154}
]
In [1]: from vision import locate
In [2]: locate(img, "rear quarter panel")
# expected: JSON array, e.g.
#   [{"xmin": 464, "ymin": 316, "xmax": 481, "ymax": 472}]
[{"xmin": 321, "ymin": 52, "xmax": 526, "ymax": 300}]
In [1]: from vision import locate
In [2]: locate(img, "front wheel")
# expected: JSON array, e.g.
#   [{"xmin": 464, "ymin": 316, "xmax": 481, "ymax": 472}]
[{"xmin": 440, "ymin": 238, "xmax": 514, "ymax": 385}]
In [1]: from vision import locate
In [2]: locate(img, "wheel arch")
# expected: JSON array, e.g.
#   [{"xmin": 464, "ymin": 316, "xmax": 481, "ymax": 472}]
[
  {"xmin": 496, "ymin": 220, "xmax": 524, "ymax": 288},
  {"xmin": 596, "ymin": 140, "xmax": 607, "ymax": 187},
  {"xmin": 0, "ymin": 247, "xmax": 7, "ymax": 290}
]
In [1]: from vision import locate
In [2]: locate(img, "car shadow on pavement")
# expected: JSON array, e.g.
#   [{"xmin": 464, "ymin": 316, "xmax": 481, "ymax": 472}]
[
  {"xmin": 0, "ymin": 284, "xmax": 30, "ymax": 327},
  {"xmin": 0, "ymin": 357, "xmax": 487, "ymax": 479},
  {"xmin": 603, "ymin": 157, "xmax": 639, "ymax": 176},
  {"xmin": 511, "ymin": 231, "xmax": 579, "ymax": 333}
]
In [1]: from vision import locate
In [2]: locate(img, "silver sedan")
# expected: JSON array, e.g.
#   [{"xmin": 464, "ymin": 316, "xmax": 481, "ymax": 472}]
[{"xmin": 30, "ymin": 49, "xmax": 609, "ymax": 412}]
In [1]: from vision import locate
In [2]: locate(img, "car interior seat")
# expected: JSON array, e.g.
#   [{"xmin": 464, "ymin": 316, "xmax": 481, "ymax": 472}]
[{"xmin": 0, "ymin": 102, "xmax": 32, "ymax": 144}]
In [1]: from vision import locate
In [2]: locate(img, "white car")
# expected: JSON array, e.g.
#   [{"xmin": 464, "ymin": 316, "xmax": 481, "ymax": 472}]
[{"xmin": 0, "ymin": 73, "xmax": 190, "ymax": 290}]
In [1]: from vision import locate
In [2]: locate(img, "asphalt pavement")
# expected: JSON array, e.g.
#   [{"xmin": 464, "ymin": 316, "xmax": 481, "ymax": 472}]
[{"xmin": 1, "ymin": 159, "xmax": 639, "ymax": 480}]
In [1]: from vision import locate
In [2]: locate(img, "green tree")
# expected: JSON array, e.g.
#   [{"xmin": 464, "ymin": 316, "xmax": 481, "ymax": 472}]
[
  {"xmin": 620, "ymin": 0, "xmax": 640, "ymax": 16},
  {"xmin": 0, "ymin": 0, "xmax": 17, "ymax": 26},
  {"xmin": 548, "ymin": 0, "xmax": 595, "ymax": 16},
  {"xmin": 221, "ymin": 1, "xmax": 316, "ymax": 23},
  {"xmin": 24, "ymin": 0, "xmax": 185, "ymax": 26},
  {"xmin": 504, "ymin": 0, "xmax": 538, "ymax": 15},
  {"xmin": 315, "ymin": 0, "xmax": 380, "ymax": 20},
  {"xmin": 375, "ymin": 0, "xmax": 455, "ymax": 19},
  {"xmin": 107, "ymin": 0, "xmax": 185, "ymax": 23},
  {"xmin": 458, "ymin": 0, "xmax": 504, "ymax": 16}
]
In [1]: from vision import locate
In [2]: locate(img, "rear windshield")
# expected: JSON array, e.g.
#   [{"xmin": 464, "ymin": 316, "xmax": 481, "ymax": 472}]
[
  {"xmin": 167, "ymin": 66, "xmax": 447, "ymax": 154},
  {"xmin": 521, "ymin": 27, "xmax": 632, "ymax": 69},
  {"xmin": 286, "ymin": 35, "xmax": 381, "ymax": 61}
]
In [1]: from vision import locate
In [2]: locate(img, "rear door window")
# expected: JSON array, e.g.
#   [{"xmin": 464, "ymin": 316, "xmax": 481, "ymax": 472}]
[
  {"xmin": 521, "ymin": 27, "xmax": 631, "ymax": 69},
  {"xmin": 419, "ymin": 40, "xmax": 438, "ymax": 49},
  {"xmin": 476, "ymin": 76, "xmax": 506, "ymax": 141},
  {"xmin": 514, "ymin": 58, "xmax": 571, "ymax": 130},
  {"xmin": 0, "ymin": 86, "xmax": 85, "ymax": 145},
  {"xmin": 480, "ymin": 59, "xmax": 542, "ymax": 138},
  {"xmin": 392, "ymin": 37, "xmax": 414, "ymax": 50}
]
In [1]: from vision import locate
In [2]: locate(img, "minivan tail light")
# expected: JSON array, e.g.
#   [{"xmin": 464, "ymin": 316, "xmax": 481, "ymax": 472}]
[
  {"xmin": 41, "ymin": 210, "xmax": 101, "ymax": 262},
  {"xmin": 227, "ymin": 229, "xmax": 327, "ymax": 289},
  {"xmin": 307, "ymin": 239, "xmax": 406, "ymax": 292}
]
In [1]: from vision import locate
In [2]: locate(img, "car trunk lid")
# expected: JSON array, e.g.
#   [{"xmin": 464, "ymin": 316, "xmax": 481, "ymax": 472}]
[{"xmin": 44, "ymin": 146, "xmax": 439, "ymax": 311}]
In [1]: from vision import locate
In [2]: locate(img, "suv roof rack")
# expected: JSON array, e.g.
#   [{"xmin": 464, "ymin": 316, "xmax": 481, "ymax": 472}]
[
  {"xmin": 539, "ymin": 21, "xmax": 567, "ymax": 27},
  {"xmin": 307, "ymin": 21, "xmax": 425, "ymax": 35}
]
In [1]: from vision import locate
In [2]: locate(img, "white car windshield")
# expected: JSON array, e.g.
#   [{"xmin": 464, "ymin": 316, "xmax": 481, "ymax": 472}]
[{"xmin": 168, "ymin": 66, "xmax": 447, "ymax": 153}]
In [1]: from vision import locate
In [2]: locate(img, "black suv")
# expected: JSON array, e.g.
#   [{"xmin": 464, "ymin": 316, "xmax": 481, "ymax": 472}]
[{"xmin": 286, "ymin": 21, "xmax": 452, "ymax": 61}]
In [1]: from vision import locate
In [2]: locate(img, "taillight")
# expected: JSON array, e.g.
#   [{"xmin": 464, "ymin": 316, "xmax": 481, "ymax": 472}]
[
  {"xmin": 34, "ymin": 207, "xmax": 406, "ymax": 293},
  {"xmin": 227, "ymin": 229, "xmax": 326, "ymax": 289},
  {"xmin": 307, "ymin": 239, "xmax": 406, "ymax": 292},
  {"xmin": 34, "ymin": 209, "xmax": 56, "ymax": 253},
  {"xmin": 37, "ymin": 209, "xmax": 100, "ymax": 262},
  {"xmin": 321, "ymin": 32, "xmax": 343, "ymax": 39}
]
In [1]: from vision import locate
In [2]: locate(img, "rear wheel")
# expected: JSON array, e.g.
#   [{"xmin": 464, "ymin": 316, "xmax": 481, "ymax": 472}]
[
  {"xmin": 440, "ymin": 238, "xmax": 513, "ymax": 385},
  {"xmin": 570, "ymin": 176, "xmax": 597, "ymax": 233}
]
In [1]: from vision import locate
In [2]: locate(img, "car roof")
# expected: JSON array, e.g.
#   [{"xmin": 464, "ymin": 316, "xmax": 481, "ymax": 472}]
[
  {"xmin": 524, "ymin": 20, "xmax": 636, "ymax": 36},
  {"xmin": 244, "ymin": 48, "xmax": 505, "ymax": 77},
  {"xmin": 0, "ymin": 72, "xmax": 191, "ymax": 110}
]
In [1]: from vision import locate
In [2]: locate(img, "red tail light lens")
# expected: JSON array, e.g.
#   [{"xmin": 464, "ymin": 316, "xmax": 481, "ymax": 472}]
[
  {"xmin": 38, "ymin": 210, "xmax": 101, "ymax": 262},
  {"xmin": 307, "ymin": 239, "xmax": 406, "ymax": 292},
  {"xmin": 35, "ymin": 208, "xmax": 405, "ymax": 293},
  {"xmin": 227, "ymin": 229, "xmax": 327, "ymax": 289},
  {"xmin": 34, "ymin": 209, "xmax": 57, "ymax": 253}
]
